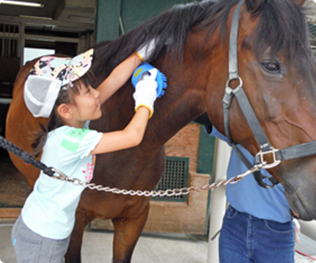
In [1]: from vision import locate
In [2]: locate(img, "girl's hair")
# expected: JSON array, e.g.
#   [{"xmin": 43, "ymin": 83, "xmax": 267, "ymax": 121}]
[{"xmin": 31, "ymin": 70, "xmax": 95, "ymax": 157}]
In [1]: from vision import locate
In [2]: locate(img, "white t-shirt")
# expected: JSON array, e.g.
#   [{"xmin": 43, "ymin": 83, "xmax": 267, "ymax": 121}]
[{"xmin": 22, "ymin": 124, "xmax": 103, "ymax": 239}]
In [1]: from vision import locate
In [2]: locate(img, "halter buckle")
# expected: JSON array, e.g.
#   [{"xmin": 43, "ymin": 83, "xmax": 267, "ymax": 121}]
[{"xmin": 255, "ymin": 148, "xmax": 281, "ymax": 170}]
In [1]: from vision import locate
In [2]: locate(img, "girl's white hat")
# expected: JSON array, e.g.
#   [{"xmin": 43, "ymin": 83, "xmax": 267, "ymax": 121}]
[{"xmin": 24, "ymin": 49, "xmax": 94, "ymax": 118}]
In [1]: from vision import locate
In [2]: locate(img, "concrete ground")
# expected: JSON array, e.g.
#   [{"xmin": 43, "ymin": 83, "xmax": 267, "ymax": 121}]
[
  {"xmin": 0, "ymin": 220, "xmax": 209, "ymax": 263},
  {"xmin": 1, "ymin": 219, "xmax": 316, "ymax": 263}
]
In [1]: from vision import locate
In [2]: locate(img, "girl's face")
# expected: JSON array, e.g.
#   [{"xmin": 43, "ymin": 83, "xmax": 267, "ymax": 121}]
[{"xmin": 70, "ymin": 83, "xmax": 102, "ymax": 127}]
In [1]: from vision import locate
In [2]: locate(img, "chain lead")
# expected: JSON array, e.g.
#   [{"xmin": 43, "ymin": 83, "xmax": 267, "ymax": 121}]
[{"xmin": 47, "ymin": 160, "xmax": 280, "ymax": 197}]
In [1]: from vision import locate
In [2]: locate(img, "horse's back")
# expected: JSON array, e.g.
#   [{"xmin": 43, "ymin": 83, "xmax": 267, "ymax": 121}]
[{"xmin": 5, "ymin": 59, "xmax": 43, "ymax": 187}]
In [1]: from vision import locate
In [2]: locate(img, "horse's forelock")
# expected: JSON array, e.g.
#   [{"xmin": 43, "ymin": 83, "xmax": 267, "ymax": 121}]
[
  {"xmin": 201, "ymin": 0, "xmax": 311, "ymax": 63},
  {"xmin": 249, "ymin": 0, "xmax": 312, "ymax": 62}
]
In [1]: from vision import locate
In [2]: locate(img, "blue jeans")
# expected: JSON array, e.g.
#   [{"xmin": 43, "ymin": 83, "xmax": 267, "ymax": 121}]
[{"xmin": 219, "ymin": 206, "xmax": 295, "ymax": 263}]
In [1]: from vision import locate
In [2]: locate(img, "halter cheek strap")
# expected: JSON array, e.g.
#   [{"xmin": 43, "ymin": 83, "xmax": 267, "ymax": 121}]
[{"xmin": 223, "ymin": 0, "xmax": 279, "ymax": 188}]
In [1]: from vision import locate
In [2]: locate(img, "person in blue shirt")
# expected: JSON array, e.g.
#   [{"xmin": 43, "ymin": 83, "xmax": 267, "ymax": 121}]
[{"xmin": 209, "ymin": 126, "xmax": 295, "ymax": 263}]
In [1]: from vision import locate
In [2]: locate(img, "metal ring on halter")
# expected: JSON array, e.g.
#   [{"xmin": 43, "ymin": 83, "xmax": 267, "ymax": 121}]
[
  {"xmin": 255, "ymin": 148, "xmax": 281, "ymax": 170},
  {"xmin": 225, "ymin": 76, "xmax": 243, "ymax": 90}
]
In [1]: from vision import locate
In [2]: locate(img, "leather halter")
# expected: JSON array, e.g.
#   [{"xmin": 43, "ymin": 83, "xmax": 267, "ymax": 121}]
[{"xmin": 223, "ymin": 0, "xmax": 316, "ymax": 188}]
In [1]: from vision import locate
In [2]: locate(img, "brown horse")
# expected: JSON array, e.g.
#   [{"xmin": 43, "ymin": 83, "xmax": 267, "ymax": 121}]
[{"xmin": 6, "ymin": 0, "xmax": 316, "ymax": 262}]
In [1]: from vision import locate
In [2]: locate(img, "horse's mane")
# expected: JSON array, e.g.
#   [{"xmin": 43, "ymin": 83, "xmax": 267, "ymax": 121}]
[
  {"xmin": 92, "ymin": 1, "xmax": 215, "ymax": 78},
  {"xmin": 92, "ymin": 0, "xmax": 312, "ymax": 79}
]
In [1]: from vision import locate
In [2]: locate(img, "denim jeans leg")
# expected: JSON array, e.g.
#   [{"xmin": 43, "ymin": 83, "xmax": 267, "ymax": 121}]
[
  {"xmin": 252, "ymin": 219, "xmax": 294, "ymax": 263},
  {"xmin": 219, "ymin": 206, "xmax": 294, "ymax": 263},
  {"xmin": 219, "ymin": 206, "xmax": 253, "ymax": 263}
]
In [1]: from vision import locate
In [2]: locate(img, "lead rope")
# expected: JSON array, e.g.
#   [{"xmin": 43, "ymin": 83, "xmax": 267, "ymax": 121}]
[
  {"xmin": 0, "ymin": 136, "xmax": 55, "ymax": 176},
  {"xmin": 0, "ymin": 135, "xmax": 260, "ymax": 197}
]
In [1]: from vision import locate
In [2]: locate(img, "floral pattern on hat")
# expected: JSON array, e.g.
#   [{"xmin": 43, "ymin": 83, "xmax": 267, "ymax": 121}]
[
  {"xmin": 29, "ymin": 49, "xmax": 94, "ymax": 87},
  {"xmin": 24, "ymin": 49, "xmax": 94, "ymax": 118}
]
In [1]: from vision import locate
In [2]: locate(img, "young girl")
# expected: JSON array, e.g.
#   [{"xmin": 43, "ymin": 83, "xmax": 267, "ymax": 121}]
[{"xmin": 11, "ymin": 43, "xmax": 165, "ymax": 262}]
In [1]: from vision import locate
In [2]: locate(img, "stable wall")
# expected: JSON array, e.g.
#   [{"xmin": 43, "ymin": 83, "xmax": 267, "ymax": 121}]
[{"xmin": 95, "ymin": 0, "xmax": 203, "ymax": 41}]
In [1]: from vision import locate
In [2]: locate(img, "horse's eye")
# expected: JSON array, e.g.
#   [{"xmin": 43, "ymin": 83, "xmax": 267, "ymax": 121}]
[{"xmin": 261, "ymin": 61, "xmax": 281, "ymax": 74}]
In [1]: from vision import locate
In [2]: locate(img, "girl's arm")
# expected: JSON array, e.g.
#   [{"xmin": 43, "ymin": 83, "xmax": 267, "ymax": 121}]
[
  {"xmin": 90, "ymin": 107, "xmax": 150, "ymax": 154},
  {"xmin": 91, "ymin": 66, "xmax": 161, "ymax": 155},
  {"xmin": 96, "ymin": 53, "xmax": 142, "ymax": 104}
]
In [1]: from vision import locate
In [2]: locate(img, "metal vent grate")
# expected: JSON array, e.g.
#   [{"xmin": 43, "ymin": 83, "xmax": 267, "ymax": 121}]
[{"xmin": 152, "ymin": 156, "xmax": 189, "ymax": 202}]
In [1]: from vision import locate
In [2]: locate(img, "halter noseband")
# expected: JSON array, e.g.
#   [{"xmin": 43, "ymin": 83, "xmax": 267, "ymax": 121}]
[{"xmin": 223, "ymin": 0, "xmax": 316, "ymax": 188}]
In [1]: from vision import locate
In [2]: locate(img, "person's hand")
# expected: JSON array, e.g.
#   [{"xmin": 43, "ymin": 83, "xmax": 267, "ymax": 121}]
[
  {"xmin": 133, "ymin": 69, "xmax": 158, "ymax": 118},
  {"xmin": 136, "ymin": 39, "xmax": 157, "ymax": 61}
]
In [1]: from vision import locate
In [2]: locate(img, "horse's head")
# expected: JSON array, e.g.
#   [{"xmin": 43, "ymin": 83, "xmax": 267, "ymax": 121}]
[{"xmin": 202, "ymin": 0, "xmax": 316, "ymax": 220}]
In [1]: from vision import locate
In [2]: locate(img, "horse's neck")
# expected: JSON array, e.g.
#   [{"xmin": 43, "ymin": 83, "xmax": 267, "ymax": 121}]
[
  {"xmin": 93, "ymin": 81, "xmax": 204, "ymax": 154},
  {"xmin": 144, "ymin": 46, "xmax": 220, "ymax": 149},
  {"xmin": 94, "ymin": 32, "xmax": 222, "ymax": 151},
  {"xmin": 144, "ymin": 85, "xmax": 205, "ymax": 150}
]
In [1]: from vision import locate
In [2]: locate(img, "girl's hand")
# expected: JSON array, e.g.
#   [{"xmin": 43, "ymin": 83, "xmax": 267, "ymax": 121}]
[
  {"xmin": 133, "ymin": 69, "xmax": 158, "ymax": 118},
  {"xmin": 135, "ymin": 38, "xmax": 158, "ymax": 61}
]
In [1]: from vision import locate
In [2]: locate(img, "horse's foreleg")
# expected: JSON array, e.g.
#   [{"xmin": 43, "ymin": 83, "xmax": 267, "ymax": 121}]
[
  {"xmin": 112, "ymin": 204, "xmax": 150, "ymax": 263},
  {"xmin": 65, "ymin": 208, "xmax": 96, "ymax": 263}
]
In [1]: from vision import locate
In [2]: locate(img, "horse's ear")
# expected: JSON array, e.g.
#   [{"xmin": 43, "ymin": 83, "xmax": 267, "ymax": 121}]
[{"xmin": 292, "ymin": 0, "xmax": 306, "ymax": 7}]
